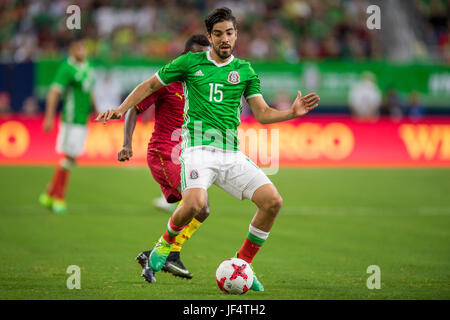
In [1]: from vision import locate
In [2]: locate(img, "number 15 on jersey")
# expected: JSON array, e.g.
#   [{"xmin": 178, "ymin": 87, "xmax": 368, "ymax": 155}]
[{"xmin": 209, "ymin": 83, "xmax": 224, "ymax": 102}]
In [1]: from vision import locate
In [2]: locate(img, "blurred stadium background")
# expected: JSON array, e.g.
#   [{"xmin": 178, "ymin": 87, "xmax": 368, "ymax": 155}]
[
  {"xmin": 0, "ymin": 0, "xmax": 449, "ymax": 300},
  {"xmin": 1, "ymin": 0, "xmax": 450, "ymax": 114},
  {"xmin": 1, "ymin": 0, "xmax": 450, "ymax": 166}
]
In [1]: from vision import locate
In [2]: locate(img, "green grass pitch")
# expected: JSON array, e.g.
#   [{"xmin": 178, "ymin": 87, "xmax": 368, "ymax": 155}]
[{"xmin": 0, "ymin": 166, "xmax": 449, "ymax": 299}]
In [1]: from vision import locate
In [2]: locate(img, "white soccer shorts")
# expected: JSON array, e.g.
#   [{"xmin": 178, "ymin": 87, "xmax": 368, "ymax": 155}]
[
  {"xmin": 180, "ymin": 146, "xmax": 272, "ymax": 200},
  {"xmin": 56, "ymin": 122, "xmax": 88, "ymax": 158}
]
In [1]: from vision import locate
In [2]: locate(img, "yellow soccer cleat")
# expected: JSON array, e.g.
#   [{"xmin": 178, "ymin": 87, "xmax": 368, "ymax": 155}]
[{"xmin": 39, "ymin": 193, "xmax": 53, "ymax": 209}]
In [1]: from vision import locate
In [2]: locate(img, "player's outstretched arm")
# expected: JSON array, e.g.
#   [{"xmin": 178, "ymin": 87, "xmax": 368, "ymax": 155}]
[
  {"xmin": 118, "ymin": 107, "xmax": 138, "ymax": 162},
  {"xmin": 247, "ymin": 91, "xmax": 320, "ymax": 124},
  {"xmin": 95, "ymin": 75, "xmax": 164, "ymax": 124}
]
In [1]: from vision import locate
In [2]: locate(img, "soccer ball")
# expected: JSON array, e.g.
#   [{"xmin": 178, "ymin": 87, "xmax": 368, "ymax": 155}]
[{"xmin": 215, "ymin": 258, "xmax": 254, "ymax": 294}]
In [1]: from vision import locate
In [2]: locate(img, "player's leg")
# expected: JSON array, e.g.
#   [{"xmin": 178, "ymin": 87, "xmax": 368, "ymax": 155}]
[
  {"xmin": 147, "ymin": 147, "xmax": 216, "ymax": 274},
  {"xmin": 40, "ymin": 123, "xmax": 86, "ymax": 214},
  {"xmin": 149, "ymin": 188, "xmax": 208, "ymax": 271},
  {"xmin": 140, "ymin": 148, "xmax": 209, "ymax": 279},
  {"xmin": 136, "ymin": 193, "xmax": 209, "ymax": 282},
  {"xmin": 40, "ymin": 123, "xmax": 70, "ymax": 210},
  {"xmin": 171, "ymin": 194, "xmax": 210, "ymax": 252},
  {"xmin": 39, "ymin": 155, "xmax": 75, "ymax": 214},
  {"xmin": 215, "ymin": 152, "xmax": 281, "ymax": 291},
  {"xmin": 39, "ymin": 163, "xmax": 60, "ymax": 209},
  {"xmin": 240, "ymin": 183, "xmax": 281, "ymax": 250},
  {"xmin": 164, "ymin": 195, "xmax": 210, "ymax": 278},
  {"xmin": 136, "ymin": 195, "xmax": 207, "ymax": 281},
  {"xmin": 140, "ymin": 195, "xmax": 210, "ymax": 279},
  {"xmin": 239, "ymin": 183, "xmax": 282, "ymax": 291},
  {"xmin": 147, "ymin": 148, "xmax": 179, "ymax": 213},
  {"xmin": 51, "ymin": 155, "xmax": 76, "ymax": 214},
  {"xmin": 137, "ymin": 148, "xmax": 180, "ymax": 282},
  {"xmin": 150, "ymin": 147, "xmax": 211, "ymax": 266}
]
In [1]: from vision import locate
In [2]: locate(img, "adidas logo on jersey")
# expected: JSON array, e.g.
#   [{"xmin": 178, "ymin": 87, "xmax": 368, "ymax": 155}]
[{"xmin": 194, "ymin": 70, "xmax": 204, "ymax": 76}]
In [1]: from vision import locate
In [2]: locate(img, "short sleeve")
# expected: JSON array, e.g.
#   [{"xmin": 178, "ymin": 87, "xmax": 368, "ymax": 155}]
[
  {"xmin": 51, "ymin": 63, "xmax": 73, "ymax": 92},
  {"xmin": 244, "ymin": 63, "xmax": 262, "ymax": 101},
  {"xmin": 156, "ymin": 53, "xmax": 189, "ymax": 86},
  {"xmin": 135, "ymin": 88, "xmax": 161, "ymax": 113}
]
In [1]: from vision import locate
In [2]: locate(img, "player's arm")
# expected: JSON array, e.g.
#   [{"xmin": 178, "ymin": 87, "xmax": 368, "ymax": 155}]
[
  {"xmin": 90, "ymin": 93, "xmax": 99, "ymax": 115},
  {"xmin": 44, "ymin": 62, "xmax": 72, "ymax": 132},
  {"xmin": 95, "ymin": 75, "xmax": 163, "ymax": 124},
  {"xmin": 118, "ymin": 91, "xmax": 157, "ymax": 161},
  {"xmin": 247, "ymin": 91, "xmax": 320, "ymax": 124},
  {"xmin": 118, "ymin": 107, "xmax": 138, "ymax": 161},
  {"xmin": 43, "ymin": 87, "xmax": 61, "ymax": 132}
]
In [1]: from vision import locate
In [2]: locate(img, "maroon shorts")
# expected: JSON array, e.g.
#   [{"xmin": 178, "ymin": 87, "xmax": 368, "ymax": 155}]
[{"xmin": 147, "ymin": 146, "xmax": 181, "ymax": 203}]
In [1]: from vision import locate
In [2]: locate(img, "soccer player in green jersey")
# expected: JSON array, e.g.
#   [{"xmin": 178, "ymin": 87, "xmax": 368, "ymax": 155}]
[
  {"xmin": 39, "ymin": 39, "xmax": 97, "ymax": 214},
  {"xmin": 97, "ymin": 7, "xmax": 320, "ymax": 291}
]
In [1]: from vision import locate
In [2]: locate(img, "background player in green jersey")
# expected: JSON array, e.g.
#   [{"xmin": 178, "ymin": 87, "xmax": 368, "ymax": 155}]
[
  {"xmin": 97, "ymin": 7, "xmax": 319, "ymax": 291},
  {"xmin": 39, "ymin": 39, "xmax": 97, "ymax": 214}
]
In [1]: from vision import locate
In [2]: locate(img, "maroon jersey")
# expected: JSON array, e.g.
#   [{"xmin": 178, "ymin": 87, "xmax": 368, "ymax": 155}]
[
  {"xmin": 136, "ymin": 81, "xmax": 184, "ymax": 147},
  {"xmin": 135, "ymin": 81, "xmax": 184, "ymax": 203}
]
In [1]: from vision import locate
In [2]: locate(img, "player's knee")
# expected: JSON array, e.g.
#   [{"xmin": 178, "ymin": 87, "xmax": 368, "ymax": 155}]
[
  {"xmin": 61, "ymin": 157, "xmax": 76, "ymax": 170},
  {"xmin": 263, "ymin": 194, "xmax": 283, "ymax": 215},
  {"xmin": 196, "ymin": 203, "xmax": 210, "ymax": 222},
  {"xmin": 191, "ymin": 203, "xmax": 204, "ymax": 216},
  {"xmin": 202, "ymin": 204, "xmax": 210, "ymax": 217},
  {"xmin": 185, "ymin": 199, "xmax": 205, "ymax": 216}
]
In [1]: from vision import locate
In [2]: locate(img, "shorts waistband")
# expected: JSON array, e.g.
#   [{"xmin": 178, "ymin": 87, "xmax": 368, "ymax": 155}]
[{"xmin": 182, "ymin": 145, "xmax": 240, "ymax": 154}]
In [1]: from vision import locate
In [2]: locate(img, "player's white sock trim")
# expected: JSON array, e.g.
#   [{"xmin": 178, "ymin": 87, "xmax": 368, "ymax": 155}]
[
  {"xmin": 60, "ymin": 158, "xmax": 75, "ymax": 171},
  {"xmin": 249, "ymin": 224, "xmax": 270, "ymax": 241}
]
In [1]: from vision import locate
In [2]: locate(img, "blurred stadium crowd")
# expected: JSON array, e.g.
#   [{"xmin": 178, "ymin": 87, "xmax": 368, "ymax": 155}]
[
  {"xmin": 0, "ymin": 0, "xmax": 448, "ymax": 63},
  {"xmin": 0, "ymin": 0, "xmax": 449, "ymax": 118}
]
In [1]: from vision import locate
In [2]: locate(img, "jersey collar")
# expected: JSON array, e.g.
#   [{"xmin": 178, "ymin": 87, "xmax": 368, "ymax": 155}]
[
  {"xmin": 206, "ymin": 50, "xmax": 234, "ymax": 67},
  {"xmin": 68, "ymin": 56, "xmax": 88, "ymax": 69}
]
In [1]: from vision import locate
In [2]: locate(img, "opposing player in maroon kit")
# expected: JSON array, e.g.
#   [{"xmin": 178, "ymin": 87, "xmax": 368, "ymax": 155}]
[{"xmin": 117, "ymin": 35, "xmax": 211, "ymax": 283}]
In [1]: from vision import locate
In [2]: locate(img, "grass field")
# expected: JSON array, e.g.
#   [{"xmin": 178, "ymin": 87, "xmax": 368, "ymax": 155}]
[{"xmin": 0, "ymin": 166, "xmax": 449, "ymax": 300}]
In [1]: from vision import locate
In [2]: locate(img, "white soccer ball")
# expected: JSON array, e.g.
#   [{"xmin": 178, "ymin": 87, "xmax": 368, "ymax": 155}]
[{"xmin": 215, "ymin": 258, "xmax": 254, "ymax": 294}]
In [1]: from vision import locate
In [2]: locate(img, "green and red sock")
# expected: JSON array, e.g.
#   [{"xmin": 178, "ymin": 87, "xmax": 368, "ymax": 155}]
[
  {"xmin": 47, "ymin": 166, "xmax": 70, "ymax": 200},
  {"xmin": 162, "ymin": 217, "xmax": 187, "ymax": 244},
  {"xmin": 237, "ymin": 225, "xmax": 270, "ymax": 263}
]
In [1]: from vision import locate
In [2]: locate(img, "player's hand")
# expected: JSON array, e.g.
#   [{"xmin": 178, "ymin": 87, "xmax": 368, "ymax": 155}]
[
  {"xmin": 95, "ymin": 109, "xmax": 124, "ymax": 124},
  {"xmin": 291, "ymin": 91, "xmax": 320, "ymax": 118},
  {"xmin": 43, "ymin": 116, "xmax": 53, "ymax": 133},
  {"xmin": 118, "ymin": 146, "xmax": 133, "ymax": 161}
]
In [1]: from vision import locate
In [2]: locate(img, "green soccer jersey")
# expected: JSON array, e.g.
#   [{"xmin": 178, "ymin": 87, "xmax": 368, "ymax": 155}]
[
  {"xmin": 157, "ymin": 51, "xmax": 262, "ymax": 151},
  {"xmin": 51, "ymin": 57, "xmax": 95, "ymax": 125}
]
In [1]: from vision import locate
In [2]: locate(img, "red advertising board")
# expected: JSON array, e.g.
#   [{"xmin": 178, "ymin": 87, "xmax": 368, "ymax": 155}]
[{"xmin": 0, "ymin": 115, "xmax": 449, "ymax": 167}]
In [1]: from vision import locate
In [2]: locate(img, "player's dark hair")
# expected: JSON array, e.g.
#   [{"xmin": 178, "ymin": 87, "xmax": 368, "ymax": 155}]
[
  {"xmin": 183, "ymin": 34, "xmax": 210, "ymax": 53},
  {"xmin": 204, "ymin": 7, "xmax": 237, "ymax": 34}
]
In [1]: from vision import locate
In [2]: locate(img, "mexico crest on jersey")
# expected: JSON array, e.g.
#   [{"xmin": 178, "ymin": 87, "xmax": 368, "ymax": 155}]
[
  {"xmin": 227, "ymin": 71, "xmax": 240, "ymax": 84},
  {"xmin": 190, "ymin": 169, "xmax": 199, "ymax": 179}
]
